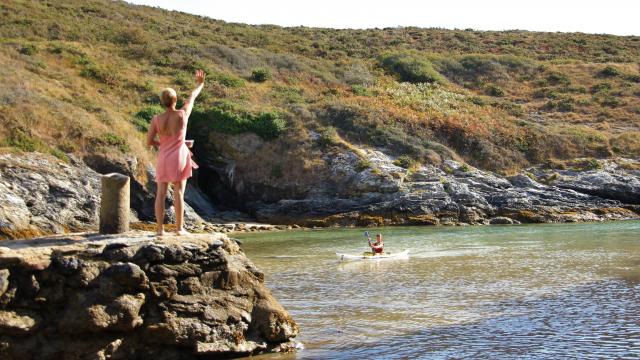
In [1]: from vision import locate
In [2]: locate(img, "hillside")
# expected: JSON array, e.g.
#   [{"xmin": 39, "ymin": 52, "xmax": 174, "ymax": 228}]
[{"xmin": 1, "ymin": 0, "xmax": 639, "ymax": 227}]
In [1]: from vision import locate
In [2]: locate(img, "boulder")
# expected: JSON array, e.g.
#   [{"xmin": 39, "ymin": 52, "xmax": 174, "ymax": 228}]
[{"xmin": 0, "ymin": 232, "xmax": 298, "ymax": 359}]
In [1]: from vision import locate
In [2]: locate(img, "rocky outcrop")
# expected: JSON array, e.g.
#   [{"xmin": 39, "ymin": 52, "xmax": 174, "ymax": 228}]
[
  {"xmin": 0, "ymin": 153, "xmax": 208, "ymax": 240},
  {"xmin": 0, "ymin": 232, "xmax": 298, "ymax": 359},
  {"xmin": 253, "ymin": 150, "xmax": 640, "ymax": 226}
]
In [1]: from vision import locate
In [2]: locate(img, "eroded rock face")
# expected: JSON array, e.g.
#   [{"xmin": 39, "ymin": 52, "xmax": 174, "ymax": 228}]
[
  {"xmin": 255, "ymin": 155, "xmax": 640, "ymax": 226},
  {"xmin": 0, "ymin": 232, "xmax": 298, "ymax": 359},
  {"xmin": 0, "ymin": 153, "xmax": 207, "ymax": 240}
]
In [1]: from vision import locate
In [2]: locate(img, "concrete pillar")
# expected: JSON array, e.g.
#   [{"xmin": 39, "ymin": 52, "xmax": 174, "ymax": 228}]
[{"xmin": 99, "ymin": 173, "xmax": 130, "ymax": 234}]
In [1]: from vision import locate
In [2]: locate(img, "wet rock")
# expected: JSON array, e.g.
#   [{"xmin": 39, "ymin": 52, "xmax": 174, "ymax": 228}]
[{"xmin": 489, "ymin": 216, "xmax": 520, "ymax": 225}]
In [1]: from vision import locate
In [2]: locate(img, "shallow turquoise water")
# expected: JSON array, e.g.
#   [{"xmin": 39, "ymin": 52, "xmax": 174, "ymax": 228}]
[{"xmin": 236, "ymin": 221, "xmax": 640, "ymax": 359}]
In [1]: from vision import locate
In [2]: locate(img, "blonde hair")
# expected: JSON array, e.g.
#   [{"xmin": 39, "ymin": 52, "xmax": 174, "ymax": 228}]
[{"xmin": 160, "ymin": 88, "xmax": 177, "ymax": 107}]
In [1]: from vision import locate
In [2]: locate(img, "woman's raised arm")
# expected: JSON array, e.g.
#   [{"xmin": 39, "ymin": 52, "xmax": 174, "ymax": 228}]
[{"xmin": 181, "ymin": 69, "xmax": 205, "ymax": 118}]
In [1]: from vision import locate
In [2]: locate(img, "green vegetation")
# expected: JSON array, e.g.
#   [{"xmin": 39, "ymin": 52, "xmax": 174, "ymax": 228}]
[
  {"xmin": 355, "ymin": 159, "xmax": 372, "ymax": 172},
  {"xmin": 97, "ymin": 133, "xmax": 130, "ymax": 153},
  {"xmin": 250, "ymin": 68, "xmax": 272, "ymax": 82},
  {"xmin": 2, "ymin": 129, "xmax": 68, "ymax": 162},
  {"xmin": 393, "ymin": 155, "xmax": 419, "ymax": 169},
  {"xmin": 379, "ymin": 52, "xmax": 446, "ymax": 84},
  {"xmin": 19, "ymin": 44, "xmax": 37, "ymax": 55},
  {"xmin": 0, "ymin": 0, "xmax": 638, "ymax": 174},
  {"xmin": 316, "ymin": 127, "xmax": 340, "ymax": 148},
  {"xmin": 598, "ymin": 66, "xmax": 620, "ymax": 78},
  {"xmin": 132, "ymin": 105, "xmax": 164, "ymax": 132},
  {"xmin": 190, "ymin": 107, "xmax": 286, "ymax": 140}
]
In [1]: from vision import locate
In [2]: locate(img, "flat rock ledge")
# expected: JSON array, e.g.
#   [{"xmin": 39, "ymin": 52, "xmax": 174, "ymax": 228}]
[{"xmin": 0, "ymin": 232, "xmax": 299, "ymax": 359}]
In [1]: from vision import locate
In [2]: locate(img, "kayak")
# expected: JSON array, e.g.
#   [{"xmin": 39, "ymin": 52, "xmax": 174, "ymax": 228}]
[{"xmin": 336, "ymin": 249, "xmax": 410, "ymax": 261}]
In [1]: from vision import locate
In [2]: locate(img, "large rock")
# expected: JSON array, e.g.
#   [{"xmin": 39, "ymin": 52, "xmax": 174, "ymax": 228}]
[
  {"xmin": 254, "ymin": 153, "xmax": 640, "ymax": 226},
  {"xmin": 0, "ymin": 153, "xmax": 101, "ymax": 239},
  {"xmin": 0, "ymin": 153, "xmax": 209, "ymax": 240},
  {"xmin": 0, "ymin": 232, "xmax": 298, "ymax": 359}
]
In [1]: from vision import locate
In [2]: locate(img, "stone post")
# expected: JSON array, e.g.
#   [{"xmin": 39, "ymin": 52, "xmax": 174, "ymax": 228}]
[{"xmin": 99, "ymin": 173, "xmax": 130, "ymax": 234}]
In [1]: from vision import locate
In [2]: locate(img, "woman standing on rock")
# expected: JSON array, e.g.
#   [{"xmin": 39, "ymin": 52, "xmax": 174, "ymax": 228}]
[{"xmin": 147, "ymin": 70, "xmax": 205, "ymax": 236}]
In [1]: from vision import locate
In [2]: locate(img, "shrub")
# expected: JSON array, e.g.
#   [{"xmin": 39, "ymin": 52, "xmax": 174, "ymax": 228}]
[
  {"xmin": 316, "ymin": 126, "xmax": 340, "ymax": 147},
  {"xmin": 114, "ymin": 28, "xmax": 147, "ymax": 45},
  {"xmin": 174, "ymin": 72, "xmax": 191, "ymax": 87},
  {"xmin": 626, "ymin": 74, "xmax": 640, "ymax": 83},
  {"xmin": 590, "ymin": 82, "xmax": 612, "ymax": 94},
  {"xmin": 600, "ymin": 96, "xmax": 623, "ymax": 108},
  {"xmin": 355, "ymin": 159, "xmax": 372, "ymax": 172},
  {"xmin": 18, "ymin": 44, "xmax": 37, "ymax": 56},
  {"xmin": 393, "ymin": 155, "xmax": 419, "ymax": 169},
  {"xmin": 5, "ymin": 129, "xmax": 41, "ymax": 152},
  {"xmin": 211, "ymin": 72, "xmax": 245, "ymax": 88},
  {"xmin": 48, "ymin": 45, "xmax": 64, "ymax": 54},
  {"xmin": 342, "ymin": 63, "xmax": 374, "ymax": 86},
  {"xmin": 190, "ymin": 107, "xmax": 286, "ymax": 140},
  {"xmin": 153, "ymin": 56, "xmax": 173, "ymax": 67},
  {"xmin": 250, "ymin": 68, "xmax": 272, "ymax": 82},
  {"xmin": 485, "ymin": 84, "xmax": 504, "ymax": 97},
  {"xmin": 434, "ymin": 54, "xmax": 537, "ymax": 84},
  {"xmin": 533, "ymin": 87, "xmax": 560, "ymax": 99},
  {"xmin": 379, "ymin": 52, "xmax": 446, "ymax": 84},
  {"xmin": 470, "ymin": 96, "xmax": 486, "ymax": 106},
  {"xmin": 80, "ymin": 62, "xmax": 120, "ymax": 86},
  {"xmin": 4, "ymin": 129, "xmax": 69, "ymax": 161},
  {"xmin": 251, "ymin": 112, "xmax": 287, "ymax": 140},
  {"xmin": 351, "ymin": 84, "xmax": 372, "ymax": 96},
  {"xmin": 598, "ymin": 66, "xmax": 620, "ymax": 77},
  {"xmin": 544, "ymin": 98, "xmax": 575, "ymax": 112},
  {"xmin": 100, "ymin": 133, "xmax": 130, "ymax": 152},
  {"xmin": 386, "ymin": 82, "xmax": 467, "ymax": 113},
  {"xmin": 272, "ymin": 86, "xmax": 305, "ymax": 104},
  {"xmin": 131, "ymin": 105, "xmax": 164, "ymax": 131},
  {"xmin": 546, "ymin": 71, "xmax": 571, "ymax": 85}
]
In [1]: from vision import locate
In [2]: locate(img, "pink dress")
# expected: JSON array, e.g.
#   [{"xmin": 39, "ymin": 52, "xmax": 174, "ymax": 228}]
[{"xmin": 152, "ymin": 113, "xmax": 198, "ymax": 183}]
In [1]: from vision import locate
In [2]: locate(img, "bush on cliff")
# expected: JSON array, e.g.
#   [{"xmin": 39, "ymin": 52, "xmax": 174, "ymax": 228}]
[
  {"xmin": 250, "ymin": 68, "xmax": 272, "ymax": 82},
  {"xmin": 190, "ymin": 107, "xmax": 286, "ymax": 140},
  {"xmin": 434, "ymin": 54, "xmax": 537, "ymax": 85},
  {"xmin": 379, "ymin": 52, "xmax": 446, "ymax": 84},
  {"xmin": 132, "ymin": 105, "xmax": 164, "ymax": 132}
]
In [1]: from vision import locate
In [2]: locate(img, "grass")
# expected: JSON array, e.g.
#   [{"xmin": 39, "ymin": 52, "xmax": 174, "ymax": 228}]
[{"xmin": 0, "ymin": 0, "xmax": 637, "ymax": 177}]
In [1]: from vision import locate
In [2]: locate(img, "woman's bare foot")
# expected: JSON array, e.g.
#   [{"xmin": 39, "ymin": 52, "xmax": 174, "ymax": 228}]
[
  {"xmin": 175, "ymin": 229, "xmax": 189, "ymax": 236},
  {"xmin": 156, "ymin": 230, "xmax": 164, "ymax": 237}
]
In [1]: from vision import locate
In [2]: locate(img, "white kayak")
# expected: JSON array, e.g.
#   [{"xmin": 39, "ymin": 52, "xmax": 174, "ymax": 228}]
[{"xmin": 336, "ymin": 249, "xmax": 410, "ymax": 261}]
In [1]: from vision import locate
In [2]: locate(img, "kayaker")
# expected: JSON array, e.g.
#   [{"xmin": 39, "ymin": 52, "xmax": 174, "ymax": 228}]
[{"xmin": 368, "ymin": 233, "xmax": 384, "ymax": 255}]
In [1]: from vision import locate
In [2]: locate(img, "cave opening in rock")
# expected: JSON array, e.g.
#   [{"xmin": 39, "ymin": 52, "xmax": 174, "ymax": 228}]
[{"xmin": 196, "ymin": 165, "xmax": 243, "ymax": 211}]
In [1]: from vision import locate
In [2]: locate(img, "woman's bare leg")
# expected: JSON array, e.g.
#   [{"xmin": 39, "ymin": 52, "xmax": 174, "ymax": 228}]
[
  {"xmin": 155, "ymin": 182, "xmax": 169, "ymax": 236},
  {"xmin": 173, "ymin": 180, "xmax": 188, "ymax": 235}
]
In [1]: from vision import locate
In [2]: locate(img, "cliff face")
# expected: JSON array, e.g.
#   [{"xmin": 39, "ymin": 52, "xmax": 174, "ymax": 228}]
[
  {"xmin": 0, "ymin": 232, "xmax": 298, "ymax": 359},
  {"xmin": 204, "ymin": 135, "xmax": 640, "ymax": 226}
]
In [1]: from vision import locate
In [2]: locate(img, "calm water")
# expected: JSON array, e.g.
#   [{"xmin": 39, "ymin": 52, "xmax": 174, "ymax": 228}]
[{"xmin": 236, "ymin": 221, "xmax": 640, "ymax": 359}]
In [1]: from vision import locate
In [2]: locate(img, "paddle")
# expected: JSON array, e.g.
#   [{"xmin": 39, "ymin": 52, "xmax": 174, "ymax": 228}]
[{"xmin": 364, "ymin": 231, "xmax": 374, "ymax": 255}]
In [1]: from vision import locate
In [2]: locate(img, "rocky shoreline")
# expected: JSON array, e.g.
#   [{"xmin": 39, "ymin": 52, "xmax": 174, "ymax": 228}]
[
  {"xmin": 1, "ymin": 152, "xmax": 639, "ymax": 241},
  {"xmin": 0, "ymin": 231, "xmax": 299, "ymax": 359},
  {"xmin": 252, "ymin": 151, "xmax": 640, "ymax": 227}
]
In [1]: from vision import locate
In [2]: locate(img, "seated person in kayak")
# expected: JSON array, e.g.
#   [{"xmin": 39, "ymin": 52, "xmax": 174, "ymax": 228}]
[{"xmin": 368, "ymin": 233, "xmax": 384, "ymax": 255}]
